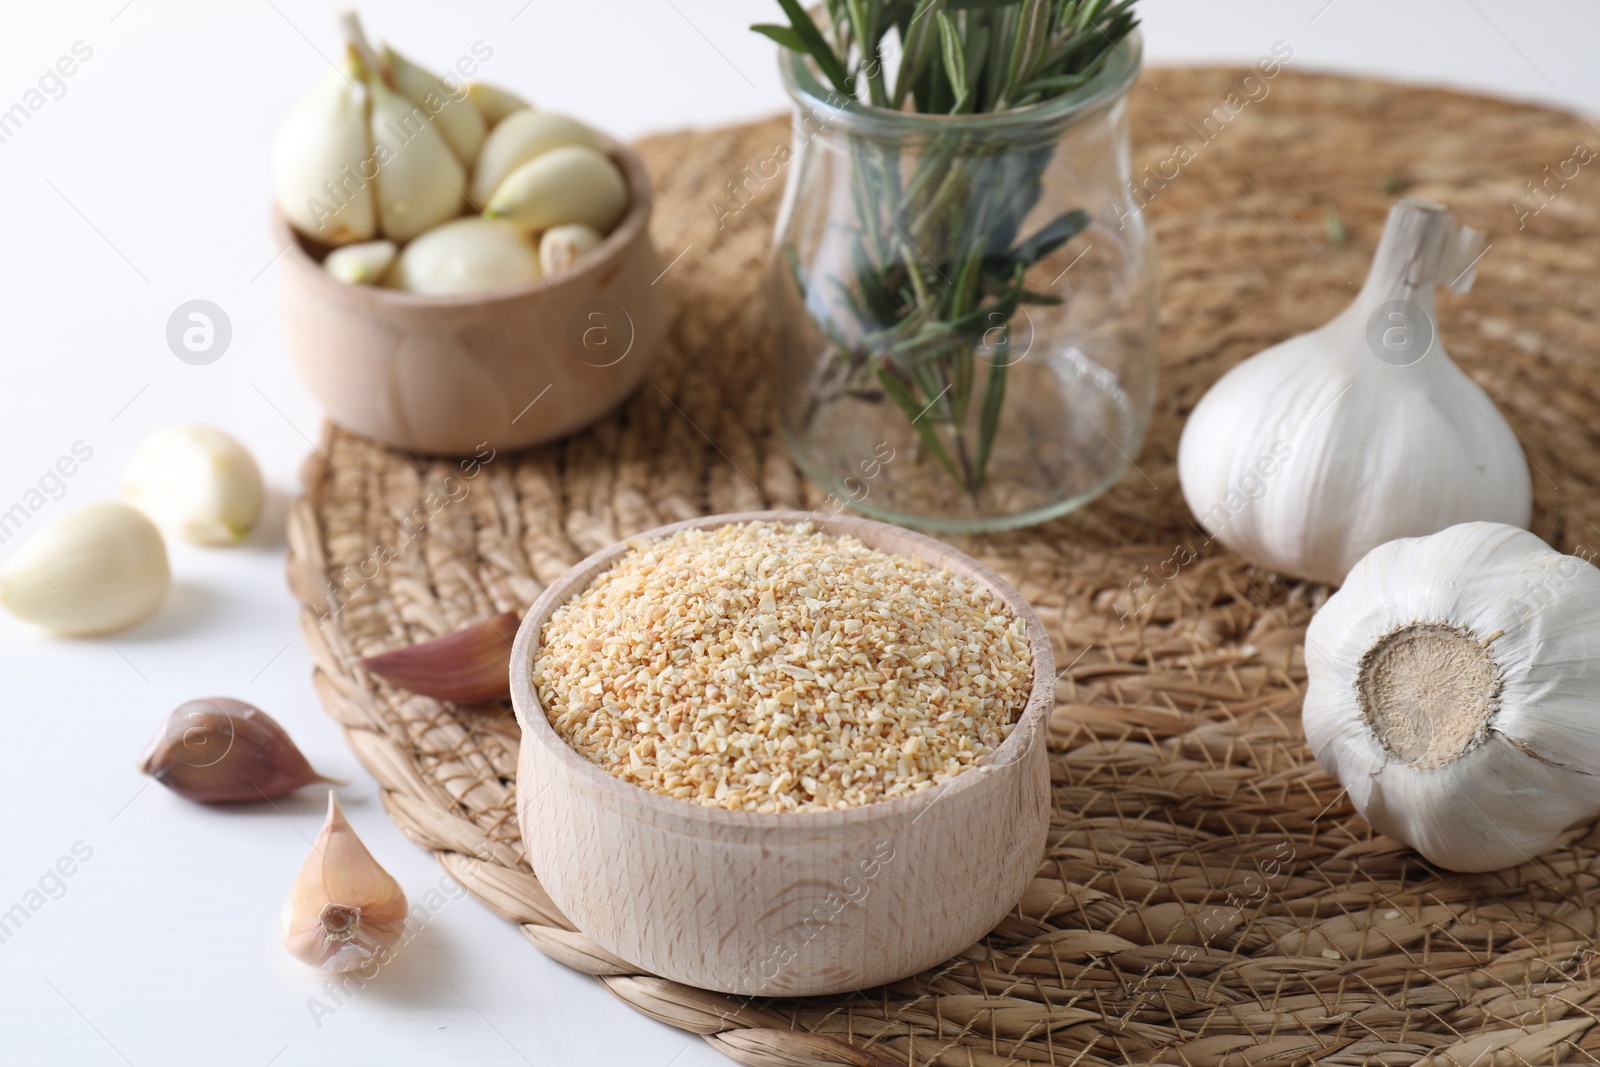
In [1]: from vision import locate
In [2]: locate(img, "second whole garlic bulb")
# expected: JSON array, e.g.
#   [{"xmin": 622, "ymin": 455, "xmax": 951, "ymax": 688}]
[
  {"xmin": 1178, "ymin": 198, "xmax": 1532, "ymax": 586},
  {"xmin": 1303, "ymin": 522, "xmax": 1600, "ymax": 872}
]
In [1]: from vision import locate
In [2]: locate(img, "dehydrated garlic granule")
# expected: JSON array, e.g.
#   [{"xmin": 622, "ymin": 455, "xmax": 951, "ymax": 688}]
[{"xmin": 533, "ymin": 522, "xmax": 1033, "ymax": 813}]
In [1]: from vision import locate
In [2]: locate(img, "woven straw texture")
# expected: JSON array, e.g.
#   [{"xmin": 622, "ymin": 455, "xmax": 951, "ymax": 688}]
[{"xmin": 286, "ymin": 69, "xmax": 1600, "ymax": 1065}]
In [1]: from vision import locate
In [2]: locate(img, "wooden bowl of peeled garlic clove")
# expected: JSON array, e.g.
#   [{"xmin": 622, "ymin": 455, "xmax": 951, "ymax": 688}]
[{"xmin": 273, "ymin": 137, "xmax": 665, "ymax": 457}]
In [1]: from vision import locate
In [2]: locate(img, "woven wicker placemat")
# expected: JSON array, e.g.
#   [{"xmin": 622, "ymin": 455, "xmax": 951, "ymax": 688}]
[{"xmin": 286, "ymin": 68, "xmax": 1600, "ymax": 1066}]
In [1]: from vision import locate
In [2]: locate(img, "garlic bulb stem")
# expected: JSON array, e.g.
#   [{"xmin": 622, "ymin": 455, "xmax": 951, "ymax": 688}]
[
  {"xmin": 1350, "ymin": 198, "xmax": 1485, "ymax": 313},
  {"xmin": 1177, "ymin": 198, "xmax": 1530, "ymax": 586}
]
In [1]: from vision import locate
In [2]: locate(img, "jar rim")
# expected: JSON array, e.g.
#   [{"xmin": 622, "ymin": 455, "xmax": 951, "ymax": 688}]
[{"xmin": 777, "ymin": 26, "xmax": 1142, "ymax": 137}]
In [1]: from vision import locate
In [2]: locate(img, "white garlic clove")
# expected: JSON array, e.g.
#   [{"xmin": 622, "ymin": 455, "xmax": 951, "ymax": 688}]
[
  {"xmin": 1177, "ymin": 198, "xmax": 1532, "ymax": 586},
  {"xmin": 0, "ymin": 502, "xmax": 169, "ymax": 635},
  {"xmin": 1304, "ymin": 521, "xmax": 1600, "ymax": 872},
  {"xmin": 282, "ymin": 792, "xmax": 408, "ymax": 973},
  {"xmin": 382, "ymin": 44, "xmax": 485, "ymax": 168},
  {"xmin": 121, "ymin": 425, "xmax": 265, "ymax": 546},
  {"xmin": 366, "ymin": 70, "xmax": 465, "ymax": 242},
  {"xmin": 324, "ymin": 239, "xmax": 398, "ymax": 285},
  {"xmin": 465, "ymin": 83, "xmax": 531, "ymax": 128},
  {"xmin": 469, "ymin": 110, "xmax": 603, "ymax": 207},
  {"xmin": 270, "ymin": 48, "xmax": 376, "ymax": 246},
  {"xmin": 484, "ymin": 145, "xmax": 627, "ymax": 234},
  {"xmin": 538, "ymin": 223, "xmax": 604, "ymax": 277},
  {"xmin": 385, "ymin": 216, "xmax": 541, "ymax": 295}
]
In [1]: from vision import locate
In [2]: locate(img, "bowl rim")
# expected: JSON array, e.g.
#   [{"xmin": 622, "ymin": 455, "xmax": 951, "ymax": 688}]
[
  {"xmin": 271, "ymin": 133, "xmax": 655, "ymax": 308},
  {"xmin": 509, "ymin": 509, "xmax": 1056, "ymax": 832}
]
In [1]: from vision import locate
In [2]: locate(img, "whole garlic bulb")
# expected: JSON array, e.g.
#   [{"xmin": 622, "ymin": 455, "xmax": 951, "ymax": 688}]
[
  {"xmin": 0, "ymin": 502, "xmax": 169, "ymax": 635},
  {"xmin": 1178, "ymin": 198, "xmax": 1532, "ymax": 585},
  {"xmin": 1304, "ymin": 521, "xmax": 1600, "ymax": 872},
  {"xmin": 122, "ymin": 425, "xmax": 265, "ymax": 545}
]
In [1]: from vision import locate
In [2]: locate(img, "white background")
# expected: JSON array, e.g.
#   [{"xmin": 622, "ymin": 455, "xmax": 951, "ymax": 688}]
[{"xmin": 0, "ymin": 2, "xmax": 1594, "ymax": 1065}]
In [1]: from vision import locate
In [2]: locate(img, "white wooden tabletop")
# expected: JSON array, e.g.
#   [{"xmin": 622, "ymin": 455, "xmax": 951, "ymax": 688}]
[{"xmin": 0, "ymin": 1, "xmax": 1594, "ymax": 1064}]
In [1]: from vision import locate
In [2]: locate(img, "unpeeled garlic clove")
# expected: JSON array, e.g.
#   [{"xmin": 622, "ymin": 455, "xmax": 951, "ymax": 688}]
[
  {"xmin": 0, "ymin": 502, "xmax": 169, "ymax": 636},
  {"xmin": 138, "ymin": 697, "xmax": 341, "ymax": 803},
  {"xmin": 382, "ymin": 44, "xmax": 485, "ymax": 168},
  {"xmin": 385, "ymin": 217, "xmax": 540, "ymax": 295},
  {"xmin": 485, "ymin": 144, "xmax": 627, "ymax": 233},
  {"xmin": 469, "ymin": 109, "xmax": 602, "ymax": 207},
  {"xmin": 362, "ymin": 610, "xmax": 518, "ymax": 704},
  {"xmin": 465, "ymin": 83, "xmax": 531, "ymax": 128},
  {"xmin": 271, "ymin": 47, "xmax": 376, "ymax": 246},
  {"xmin": 365, "ymin": 69, "xmax": 466, "ymax": 242},
  {"xmin": 121, "ymin": 424, "xmax": 265, "ymax": 546},
  {"xmin": 282, "ymin": 792, "xmax": 408, "ymax": 973},
  {"xmin": 324, "ymin": 239, "xmax": 398, "ymax": 284},
  {"xmin": 539, "ymin": 223, "xmax": 603, "ymax": 277}
]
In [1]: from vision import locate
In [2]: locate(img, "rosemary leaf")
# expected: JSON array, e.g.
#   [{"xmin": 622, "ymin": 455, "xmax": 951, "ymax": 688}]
[
  {"xmin": 751, "ymin": 22, "xmax": 807, "ymax": 51},
  {"xmin": 775, "ymin": 0, "xmax": 852, "ymax": 96}
]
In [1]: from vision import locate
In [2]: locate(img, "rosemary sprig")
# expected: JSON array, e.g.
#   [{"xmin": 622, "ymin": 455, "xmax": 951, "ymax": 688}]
[{"xmin": 757, "ymin": 0, "xmax": 1139, "ymax": 498}]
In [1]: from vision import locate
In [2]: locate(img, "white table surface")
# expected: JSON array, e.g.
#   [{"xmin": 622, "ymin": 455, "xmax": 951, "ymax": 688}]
[{"xmin": 1, "ymin": 2, "xmax": 1595, "ymax": 1064}]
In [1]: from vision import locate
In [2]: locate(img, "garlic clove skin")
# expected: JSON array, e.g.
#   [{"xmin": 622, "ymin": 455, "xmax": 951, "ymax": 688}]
[
  {"xmin": 365, "ymin": 70, "xmax": 465, "ymax": 243},
  {"xmin": 469, "ymin": 110, "xmax": 603, "ymax": 207},
  {"xmin": 324, "ymin": 239, "xmax": 398, "ymax": 285},
  {"xmin": 139, "ymin": 697, "xmax": 342, "ymax": 803},
  {"xmin": 465, "ymin": 83, "xmax": 531, "ymax": 128},
  {"xmin": 484, "ymin": 145, "xmax": 628, "ymax": 234},
  {"xmin": 271, "ymin": 51, "xmax": 376, "ymax": 246},
  {"xmin": 386, "ymin": 216, "xmax": 540, "ymax": 295},
  {"xmin": 382, "ymin": 44, "xmax": 485, "ymax": 168},
  {"xmin": 362, "ymin": 610, "xmax": 519, "ymax": 704},
  {"xmin": 282, "ymin": 792, "xmax": 408, "ymax": 973},
  {"xmin": 0, "ymin": 502, "xmax": 169, "ymax": 636},
  {"xmin": 1178, "ymin": 198, "xmax": 1532, "ymax": 586},
  {"xmin": 1303, "ymin": 521, "xmax": 1600, "ymax": 872},
  {"xmin": 121, "ymin": 424, "xmax": 265, "ymax": 546},
  {"xmin": 538, "ymin": 223, "xmax": 603, "ymax": 277}
]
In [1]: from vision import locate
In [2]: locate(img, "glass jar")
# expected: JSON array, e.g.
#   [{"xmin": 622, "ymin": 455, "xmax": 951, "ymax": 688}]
[{"xmin": 769, "ymin": 32, "xmax": 1157, "ymax": 533}]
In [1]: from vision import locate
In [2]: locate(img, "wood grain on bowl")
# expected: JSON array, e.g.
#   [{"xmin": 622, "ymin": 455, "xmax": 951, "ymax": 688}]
[
  {"xmin": 509, "ymin": 511, "xmax": 1054, "ymax": 997},
  {"xmin": 275, "ymin": 140, "xmax": 666, "ymax": 457}
]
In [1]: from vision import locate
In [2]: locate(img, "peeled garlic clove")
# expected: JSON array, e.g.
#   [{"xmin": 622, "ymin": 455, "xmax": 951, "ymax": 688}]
[
  {"xmin": 282, "ymin": 792, "xmax": 408, "ymax": 973},
  {"xmin": 271, "ymin": 49, "xmax": 376, "ymax": 246},
  {"xmin": 386, "ymin": 217, "xmax": 540, "ymax": 295},
  {"xmin": 139, "ymin": 697, "xmax": 341, "ymax": 803},
  {"xmin": 485, "ymin": 145, "xmax": 627, "ymax": 234},
  {"xmin": 1178, "ymin": 198, "xmax": 1531, "ymax": 585},
  {"xmin": 324, "ymin": 239, "xmax": 398, "ymax": 284},
  {"xmin": 382, "ymin": 44, "xmax": 485, "ymax": 167},
  {"xmin": 469, "ymin": 110, "xmax": 603, "ymax": 207},
  {"xmin": 121, "ymin": 424, "xmax": 265, "ymax": 546},
  {"xmin": 362, "ymin": 611, "xmax": 518, "ymax": 704},
  {"xmin": 465, "ymin": 83, "xmax": 531, "ymax": 128},
  {"xmin": 0, "ymin": 502, "xmax": 168, "ymax": 636},
  {"xmin": 1304, "ymin": 521, "xmax": 1600, "ymax": 872},
  {"xmin": 366, "ymin": 70, "xmax": 465, "ymax": 242},
  {"xmin": 539, "ymin": 223, "xmax": 604, "ymax": 277}
]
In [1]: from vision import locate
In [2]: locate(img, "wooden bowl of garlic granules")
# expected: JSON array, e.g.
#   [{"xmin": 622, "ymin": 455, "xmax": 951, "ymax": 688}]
[{"xmin": 509, "ymin": 511, "xmax": 1054, "ymax": 996}]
